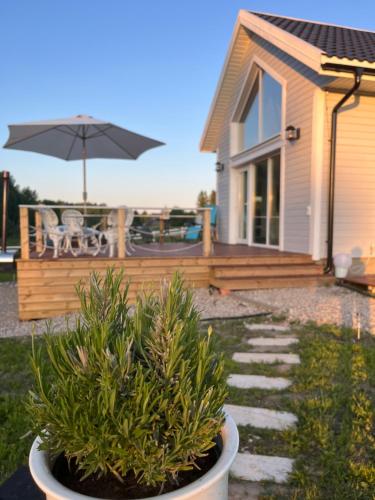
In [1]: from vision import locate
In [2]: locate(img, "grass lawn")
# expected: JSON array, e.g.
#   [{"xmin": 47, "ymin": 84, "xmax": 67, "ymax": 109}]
[
  {"xmin": 0, "ymin": 319, "xmax": 374, "ymax": 499},
  {"xmin": 0, "ymin": 270, "xmax": 16, "ymax": 282},
  {"xmin": 0, "ymin": 263, "xmax": 16, "ymax": 282}
]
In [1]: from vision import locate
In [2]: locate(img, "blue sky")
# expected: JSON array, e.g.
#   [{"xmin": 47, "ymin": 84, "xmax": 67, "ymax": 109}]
[{"xmin": 0, "ymin": 0, "xmax": 373, "ymax": 207}]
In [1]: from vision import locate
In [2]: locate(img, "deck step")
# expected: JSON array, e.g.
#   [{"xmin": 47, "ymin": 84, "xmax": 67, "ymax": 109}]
[
  {"xmin": 210, "ymin": 275, "xmax": 333, "ymax": 291},
  {"xmin": 212, "ymin": 263, "xmax": 323, "ymax": 278}
]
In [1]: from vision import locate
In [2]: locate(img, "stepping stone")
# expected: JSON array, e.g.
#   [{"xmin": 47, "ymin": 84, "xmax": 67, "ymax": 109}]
[
  {"xmin": 245, "ymin": 323, "xmax": 289, "ymax": 332},
  {"xmin": 224, "ymin": 404, "xmax": 297, "ymax": 430},
  {"xmin": 233, "ymin": 352, "xmax": 300, "ymax": 365},
  {"xmin": 227, "ymin": 374, "xmax": 291, "ymax": 390},
  {"xmin": 231, "ymin": 452, "xmax": 294, "ymax": 483},
  {"xmin": 248, "ymin": 337, "xmax": 298, "ymax": 347}
]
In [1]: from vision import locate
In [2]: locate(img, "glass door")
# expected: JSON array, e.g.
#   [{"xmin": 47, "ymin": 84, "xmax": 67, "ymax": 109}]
[
  {"xmin": 238, "ymin": 169, "xmax": 248, "ymax": 242},
  {"xmin": 253, "ymin": 159, "xmax": 268, "ymax": 244},
  {"xmin": 269, "ymin": 155, "xmax": 280, "ymax": 246},
  {"xmin": 253, "ymin": 154, "xmax": 280, "ymax": 246}
]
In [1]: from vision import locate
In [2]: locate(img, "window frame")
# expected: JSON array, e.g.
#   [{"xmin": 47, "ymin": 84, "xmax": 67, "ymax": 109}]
[
  {"xmin": 230, "ymin": 57, "xmax": 286, "ymax": 158},
  {"xmin": 240, "ymin": 69, "xmax": 281, "ymax": 151}
]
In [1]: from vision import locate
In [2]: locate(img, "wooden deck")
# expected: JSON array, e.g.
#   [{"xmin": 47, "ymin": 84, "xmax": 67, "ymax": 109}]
[
  {"xmin": 17, "ymin": 243, "xmax": 328, "ymax": 321},
  {"xmin": 342, "ymin": 274, "xmax": 375, "ymax": 296},
  {"xmin": 28, "ymin": 242, "xmax": 299, "ymax": 259}
]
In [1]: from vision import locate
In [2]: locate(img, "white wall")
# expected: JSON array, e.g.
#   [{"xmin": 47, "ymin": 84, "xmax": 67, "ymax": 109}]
[
  {"xmin": 320, "ymin": 92, "xmax": 375, "ymax": 260},
  {"xmin": 215, "ymin": 28, "xmax": 326, "ymax": 252}
]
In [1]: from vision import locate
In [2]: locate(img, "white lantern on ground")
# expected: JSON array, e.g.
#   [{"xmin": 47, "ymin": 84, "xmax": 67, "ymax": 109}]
[{"xmin": 334, "ymin": 253, "xmax": 352, "ymax": 278}]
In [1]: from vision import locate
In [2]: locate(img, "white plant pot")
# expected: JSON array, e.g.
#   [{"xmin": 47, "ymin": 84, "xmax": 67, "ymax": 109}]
[{"xmin": 29, "ymin": 414, "xmax": 239, "ymax": 500}]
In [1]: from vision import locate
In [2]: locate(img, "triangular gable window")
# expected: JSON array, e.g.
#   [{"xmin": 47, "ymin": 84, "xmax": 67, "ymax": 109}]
[{"xmin": 240, "ymin": 69, "xmax": 282, "ymax": 151}]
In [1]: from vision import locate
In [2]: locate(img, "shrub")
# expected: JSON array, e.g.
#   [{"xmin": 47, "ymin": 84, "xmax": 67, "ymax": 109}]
[{"xmin": 28, "ymin": 270, "xmax": 227, "ymax": 487}]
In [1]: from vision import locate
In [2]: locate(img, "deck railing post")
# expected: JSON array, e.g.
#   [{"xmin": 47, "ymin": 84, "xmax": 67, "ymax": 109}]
[
  {"xmin": 35, "ymin": 209, "xmax": 43, "ymax": 254},
  {"xmin": 159, "ymin": 216, "xmax": 164, "ymax": 244},
  {"xmin": 117, "ymin": 207, "xmax": 126, "ymax": 258},
  {"xmin": 202, "ymin": 208, "xmax": 212, "ymax": 257},
  {"xmin": 19, "ymin": 206, "xmax": 30, "ymax": 260}
]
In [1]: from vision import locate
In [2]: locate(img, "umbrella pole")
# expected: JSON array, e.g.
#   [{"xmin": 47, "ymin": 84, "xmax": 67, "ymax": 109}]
[{"xmin": 82, "ymin": 137, "xmax": 87, "ymax": 213}]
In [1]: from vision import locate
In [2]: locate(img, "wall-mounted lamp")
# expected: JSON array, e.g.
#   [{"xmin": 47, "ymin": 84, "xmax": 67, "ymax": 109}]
[
  {"xmin": 215, "ymin": 161, "xmax": 224, "ymax": 172},
  {"xmin": 285, "ymin": 125, "xmax": 300, "ymax": 141}
]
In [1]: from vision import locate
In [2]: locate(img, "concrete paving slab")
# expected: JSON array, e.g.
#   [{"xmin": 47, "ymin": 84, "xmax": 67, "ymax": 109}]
[
  {"xmin": 227, "ymin": 374, "xmax": 291, "ymax": 390},
  {"xmin": 225, "ymin": 404, "xmax": 297, "ymax": 430},
  {"xmin": 245, "ymin": 323, "xmax": 289, "ymax": 332},
  {"xmin": 231, "ymin": 453, "xmax": 294, "ymax": 483},
  {"xmin": 233, "ymin": 352, "xmax": 300, "ymax": 365},
  {"xmin": 247, "ymin": 337, "xmax": 298, "ymax": 347}
]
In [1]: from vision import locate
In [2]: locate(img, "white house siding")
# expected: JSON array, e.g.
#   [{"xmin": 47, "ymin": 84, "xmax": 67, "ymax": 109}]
[
  {"xmin": 215, "ymin": 28, "xmax": 326, "ymax": 253},
  {"xmin": 320, "ymin": 92, "xmax": 375, "ymax": 260}
]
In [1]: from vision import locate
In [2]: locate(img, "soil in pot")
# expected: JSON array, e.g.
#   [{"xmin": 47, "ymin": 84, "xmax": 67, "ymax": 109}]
[{"xmin": 52, "ymin": 441, "xmax": 221, "ymax": 499}]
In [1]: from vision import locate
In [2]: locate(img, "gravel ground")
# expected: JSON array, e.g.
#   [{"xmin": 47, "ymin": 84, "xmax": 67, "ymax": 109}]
[
  {"xmin": 234, "ymin": 285, "xmax": 375, "ymax": 334},
  {"xmin": 2, "ymin": 281, "xmax": 374, "ymax": 338},
  {"xmin": 0, "ymin": 283, "xmax": 267, "ymax": 339}
]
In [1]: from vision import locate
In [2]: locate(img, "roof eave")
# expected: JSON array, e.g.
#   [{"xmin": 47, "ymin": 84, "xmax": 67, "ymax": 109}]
[
  {"xmin": 200, "ymin": 11, "xmax": 375, "ymax": 153},
  {"xmin": 320, "ymin": 55, "xmax": 375, "ymax": 73},
  {"xmin": 199, "ymin": 18, "xmax": 243, "ymax": 153}
]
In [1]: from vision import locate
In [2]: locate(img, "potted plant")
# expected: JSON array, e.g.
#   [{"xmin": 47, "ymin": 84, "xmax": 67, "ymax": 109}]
[{"xmin": 28, "ymin": 270, "xmax": 238, "ymax": 499}]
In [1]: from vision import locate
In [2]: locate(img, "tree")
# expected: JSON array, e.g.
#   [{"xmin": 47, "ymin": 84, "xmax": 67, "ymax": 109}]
[
  {"xmin": 0, "ymin": 173, "xmax": 38, "ymax": 239},
  {"xmin": 197, "ymin": 190, "xmax": 208, "ymax": 208},
  {"xmin": 209, "ymin": 190, "xmax": 216, "ymax": 205},
  {"xmin": 197, "ymin": 190, "xmax": 216, "ymax": 208}
]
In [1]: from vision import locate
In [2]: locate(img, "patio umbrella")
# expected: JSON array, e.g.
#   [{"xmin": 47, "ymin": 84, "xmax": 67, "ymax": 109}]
[{"xmin": 3, "ymin": 115, "xmax": 165, "ymax": 203}]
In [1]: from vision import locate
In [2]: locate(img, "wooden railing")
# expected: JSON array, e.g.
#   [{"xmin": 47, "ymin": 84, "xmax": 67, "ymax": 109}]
[{"xmin": 18, "ymin": 205, "xmax": 212, "ymax": 260}]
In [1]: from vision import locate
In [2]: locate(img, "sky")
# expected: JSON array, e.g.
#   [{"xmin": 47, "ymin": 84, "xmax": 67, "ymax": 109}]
[{"xmin": 0, "ymin": 0, "xmax": 374, "ymax": 208}]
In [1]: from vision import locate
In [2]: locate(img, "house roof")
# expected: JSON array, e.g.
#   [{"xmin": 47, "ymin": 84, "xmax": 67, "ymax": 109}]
[
  {"xmin": 251, "ymin": 12, "xmax": 375, "ymax": 63},
  {"xmin": 200, "ymin": 10, "xmax": 375, "ymax": 152}
]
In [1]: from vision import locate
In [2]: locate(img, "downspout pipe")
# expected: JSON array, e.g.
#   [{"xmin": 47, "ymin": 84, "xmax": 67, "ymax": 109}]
[{"xmin": 324, "ymin": 68, "xmax": 363, "ymax": 274}]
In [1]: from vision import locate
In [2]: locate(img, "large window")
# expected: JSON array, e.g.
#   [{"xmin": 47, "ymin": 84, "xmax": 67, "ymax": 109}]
[
  {"xmin": 243, "ymin": 78, "xmax": 260, "ymax": 150},
  {"xmin": 241, "ymin": 70, "xmax": 282, "ymax": 151}
]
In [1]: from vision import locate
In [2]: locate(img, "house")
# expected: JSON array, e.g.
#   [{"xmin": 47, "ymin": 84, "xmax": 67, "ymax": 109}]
[{"xmin": 200, "ymin": 10, "xmax": 375, "ymax": 275}]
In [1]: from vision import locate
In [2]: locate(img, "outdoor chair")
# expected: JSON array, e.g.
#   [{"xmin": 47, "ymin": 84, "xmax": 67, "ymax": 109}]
[
  {"xmin": 185, "ymin": 224, "xmax": 202, "ymax": 241},
  {"xmin": 61, "ymin": 209, "xmax": 100, "ymax": 256},
  {"xmin": 99, "ymin": 208, "xmax": 134, "ymax": 257},
  {"xmin": 38, "ymin": 207, "xmax": 67, "ymax": 259},
  {"xmin": 207, "ymin": 204, "xmax": 218, "ymax": 240},
  {"xmin": 184, "ymin": 206, "xmax": 216, "ymax": 242}
]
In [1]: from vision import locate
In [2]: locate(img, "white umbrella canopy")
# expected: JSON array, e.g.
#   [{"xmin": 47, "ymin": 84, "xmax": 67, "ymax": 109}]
[{"xmin": 3, "ymin": 114, "xmax": 165, "ymax": 203}]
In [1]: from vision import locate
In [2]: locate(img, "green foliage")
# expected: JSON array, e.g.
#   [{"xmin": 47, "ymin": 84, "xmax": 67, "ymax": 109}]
[
  {"xmin": 197, "ymin": 190, "xmax": 208, "ymax": 208},
  {"xmin": 0, "ymin": 173, "xmax": 38, "ymax": 239},
  {"xmin": 196, "ymin": 190, "xmax": 216, "ymax": 208},
  {"xmin": 28, "ymin": 271, "xmax": 226, "ymax": 486}
]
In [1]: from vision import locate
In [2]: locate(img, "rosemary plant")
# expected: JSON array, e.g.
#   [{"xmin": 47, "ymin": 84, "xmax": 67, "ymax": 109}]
[{"xmin": 29, "ymin": 270, "xmax": 227, "ymax": 487}]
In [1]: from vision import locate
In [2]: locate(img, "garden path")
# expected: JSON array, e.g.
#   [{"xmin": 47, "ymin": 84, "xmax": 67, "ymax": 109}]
[{"xmin": 227, "ymin": 323, "xmax": 298, "ymax": 488}]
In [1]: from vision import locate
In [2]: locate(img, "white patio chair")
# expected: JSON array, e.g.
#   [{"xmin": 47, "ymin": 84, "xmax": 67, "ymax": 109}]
[
  {"xmin": 38, "ymin": 208, "xmax": 67, "ymax": 259},
  {"xmin": 99, "ymin": 208, "xmax": 134, "ymax": 257},
  {"xmin": 61, "ymin": 209, "xmax": 100, "ymax": 256}
]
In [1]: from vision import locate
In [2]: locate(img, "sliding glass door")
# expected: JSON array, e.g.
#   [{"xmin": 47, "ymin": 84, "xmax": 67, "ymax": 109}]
[
  {"xmin": 253, "ymin": 154, "xmax": 280, "ymax": 246},
  {"xmin": 238, "ymin": 169, "xmax": 248, "ymax": 242}
]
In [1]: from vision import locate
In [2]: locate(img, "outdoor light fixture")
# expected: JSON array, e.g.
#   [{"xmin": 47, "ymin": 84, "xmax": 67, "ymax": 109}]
[
  {"xmin": 215, "ymin": 161, "xmax": 224, "ymax": 172},
  {"xmin": 285, "ymin": 125, "xmax": 300, "ymax": 141}
]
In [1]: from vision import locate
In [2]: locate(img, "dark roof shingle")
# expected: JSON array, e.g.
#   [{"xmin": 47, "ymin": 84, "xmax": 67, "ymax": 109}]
[{"xmin": 250, "ymin": 12, "xmax": 375, "ymax": 63}]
